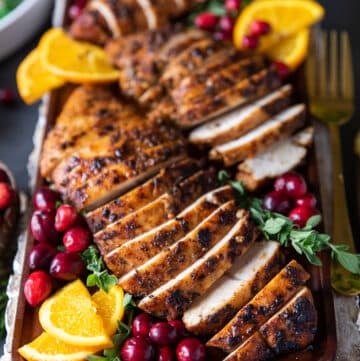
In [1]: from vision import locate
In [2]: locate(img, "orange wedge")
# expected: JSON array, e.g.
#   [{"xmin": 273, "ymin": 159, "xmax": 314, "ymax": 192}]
[
  {"xmin": 266, "ymin": 29, "xmax": 310, "ymax": 69},
  {"xmin": 234, "ymin": 0, "xmax": 324, "ymax": 51},
  {"xmin": 40, "ymin": 28, "xmax": 120, "ymax": 83},
  {"xmin": 92, "ymin": 285, "xmax": 125, "ymax": 336},
  {"xmin": 18, "ymin": 332, "xmax": 102, "ymax": 361},
  {"xmin": 39, "ymin": 280, "xmax": 112, "ymax": 348},
  {"xmin": 16, "ymin": 47, "xmax": 64, "ymax": 104}
]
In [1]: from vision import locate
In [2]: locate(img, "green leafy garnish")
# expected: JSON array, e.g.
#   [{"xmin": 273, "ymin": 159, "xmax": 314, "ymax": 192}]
[
  {"xmin": 219, "ymin": 171, "xmax": 360, "ymax": 275},
  {"xmin": 87, "ymin": 293, "xmax": 136, "ymax": 361},
  {"xmin": 82, "ymin": 246, "xmax": 118, "ymax": 292}
]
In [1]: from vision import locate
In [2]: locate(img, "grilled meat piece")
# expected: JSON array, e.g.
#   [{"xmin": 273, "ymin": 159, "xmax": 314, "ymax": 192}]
[
  {"xmin": 94, "ymin": 169, "xmax": 218, "ymax": 254},
  {"xmin": 138, "ymin": 211, "xmax": 257, "ymax": 319},
  {"xmin": 70, "ymin": 0, "xmax": 206, "ymax": 44},
  {"xmin": 210, "ymin": 104, "xmax": 306, "ymax": 166},
  {"xmin": 259, "ymin": 287, "xmax": 317, "ymax": 355},
  {"xmin": 119, "ymin": 200, "xmax": 239, "ymax": 296},
  {"xmin": 189, "ymin": 85, "xmax": 292, "ymax": 146},
  {"xmin": 236, "ymin": 127, "xmax": 314, "ymax": 191},
  {"xmin": 55, "ymin": 140, "xmax": 186, "ymax": 210},
  {"xmin": 86, "ymin": 158, "xmax": 200, "ymax": 233},
  {"xmin": 104, "ymin": 185, "xmax": 236, "ymax": 275},
  {"xmin": 174, "ymin": 67, "xmax": 282, "ymax": 128},
  {"xmin": 223, "ymin": 332, "xmax": 274, "ymax": 361},
  {"xmin": 183, "ymin": 241, "xmax": 282, "ymax": 335},
  {"xmin": 207, "ymin": 260, "xmax": 310, "ymax": 352}
]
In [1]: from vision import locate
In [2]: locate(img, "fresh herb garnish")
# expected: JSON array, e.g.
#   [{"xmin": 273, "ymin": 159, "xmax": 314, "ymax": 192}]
[
  {"xmin": 218, "ymin": 171, "xmax": 360, "ymax": 274},
  {"xmin": 87, "ymin": 293, "xmax": 136, "ymax": 361},
  {"xmin": 82, "ymin": 246, "xmax": 118, "ymax": 292}
]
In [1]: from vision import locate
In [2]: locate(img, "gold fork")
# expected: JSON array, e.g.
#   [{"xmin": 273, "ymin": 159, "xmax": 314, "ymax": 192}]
[{"xmin": 306, "ymin": 29, "xmax": 360, "ymax": 296}]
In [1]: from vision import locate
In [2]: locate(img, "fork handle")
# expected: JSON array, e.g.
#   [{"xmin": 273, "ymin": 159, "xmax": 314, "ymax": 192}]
[{"xmin": 329, "ymin": 125, "xmax": 356, "ymax": 252}]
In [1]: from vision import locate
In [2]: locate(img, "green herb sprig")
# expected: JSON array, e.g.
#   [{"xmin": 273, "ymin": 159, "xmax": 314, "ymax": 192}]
[
  {"xmin": 82, "ymin": 246, "xmax": 118, "ymax": 293},
  {"xmin": 87, "ymin": 294, "xmax": 136, "ymax": 361},
  {"xmin": 219, "ymin": 171, "xmax": 360, "ymax": 274}
]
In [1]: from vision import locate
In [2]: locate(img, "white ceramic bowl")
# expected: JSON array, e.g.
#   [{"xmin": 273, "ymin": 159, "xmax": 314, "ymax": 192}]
[{"xmin": 0, "ymin": 0, "xmax": 53, "ymax": 61}]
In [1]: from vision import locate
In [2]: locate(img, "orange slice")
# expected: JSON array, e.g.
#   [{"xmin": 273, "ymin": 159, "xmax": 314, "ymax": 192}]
[
  {"xmin": 92, "ymin": 285, "xmax": 125, "ymax": 336},
  {"xmin": 234, "ymin": 0, "xmax": 324, "ymax": 51},
  {"xmin": 16, "ymin": 47, "xmax": 64, "ymax": 104},
  {"xmin": 266, "ymin": 29, "xmax": 310, "ymax": 69},
  {"xmin": 18, "ymin": 332, "xmax": 102, "ymax": 361},
  {"xmin": 40, "ymin": 28, "xmax": 120, "ymax": 83},
  {"xmin": 39, "ymin": 280, "xmax": 112, "ymax": 348}
]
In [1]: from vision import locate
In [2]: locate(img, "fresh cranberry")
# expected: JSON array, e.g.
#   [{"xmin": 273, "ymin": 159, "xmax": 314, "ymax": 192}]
[
  {"xmin": 132, "ymin": 313, "xmax": 153, "ymax": 338},
  {"xmin": 225, "ymin": 0, "xmax": 241, "ymax": 12},
  {"xmin": 33, "ymin": 187, "xmax": 60, "ymax": 212},
  {"xmin": 149, "ymin": 322, "xmax": 178, "ymax": 345},
  {"xmin": 168, "ymin": 320, "xmax": 187, "ymax": 340},
  {"xmin": 30, "ymin": 211, "xmax": 59, "ymax": 244},
  {"xmin": 0, "ymin": 88, "xmax": 16, "ymax": 105},
  {"xmin": 195, "ymin": 12, "xmax": 218, "ymax": 31},
  {"xmin": 55, "ymin": 204, "xmax": 78, "ymax": 232},
  {"xmin": 158, "ymin": 345, "xmax": 175, "ymax": 361},
  {"xmin": 263, "ymin": 191, "xmax": 292, "ymax": 215},
  {"xmin": 213, "ymin": 30, "xmax": 232, "ymax": 41},
  {"xmin": 288, "ymin": 206, "xmax": 319, "ymax": 228},
  {"xmin": 272, "ymin": 61, "xmax": 290, "ymax": 80},
  {"xmin": 0, "ymin": 169, "xmax": 10, "ymax": 184},
  {"xmin": 49, "ymin": 252, "xmax": 85, "ymax": 281},
  {"xmin": 274, "ymin": 172, "xmax": 307, "ymax": 198},
  {"xmin": 0, "ymin": 182, "xmax": 15, "ymax": 209},
  {"xmin": 121, "ymin": 336, "xmax": 156, "ymax": 361},
  {"xmin": 295, "ymin": 193, "xmax": 317, "ymax": 209},
  {"xmin": 242, "ymin": 35, "xmax": 259, "ymax": 49},
  {"xmin": 176, "ymin": 338, "xmax": 206, "ymax": 361},
  {"xmin": 63, "ymin": 226, "xmax": 91, "ymax": 253},
  {"xmin": 24, "ymin": 271, "xmax": 52, "ymax": 307},
  {"xmin": 219, "ymin": 15, "xmax": 235, "ymax": 33},
  {"xmin": 250, "ymin": 20, "xmax": 271, "ymax": 36},
  {"xmin": 68, "ymin": 5, "xmax": 83, "ymax": 20},
  {"xmin": 28, "ymin": 243, "xmax": 57, "ymax": 271},
  {"xmin": 75, "ymin": 0, "xmax": 88, "ymax": 8}
]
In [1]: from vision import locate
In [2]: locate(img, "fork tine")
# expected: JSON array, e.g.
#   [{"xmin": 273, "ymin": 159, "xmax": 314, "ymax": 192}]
[
  {"xmin": 340, "ymin": 31, "xmax": 354, "ymax": 100},
  {"xmin": 305, "ymin": 31, "xmax": 317, "ymax": 97},
  {"xmin": 317, "ymin": 30, "xmax": 328, "ymax": 97},
  {"xmin": 329, "ymin": 30, "xmax": 339, "ymax": 97}
]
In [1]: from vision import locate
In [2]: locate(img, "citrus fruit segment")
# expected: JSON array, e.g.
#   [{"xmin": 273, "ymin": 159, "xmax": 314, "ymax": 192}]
[
  {"xmin": 16, "ymin": 48, "xmax": 64, "ymax": 104},
  {"xmin": 18, "ymin": 332, "xmax": 102, "ymax": 361},
  {"xmin": 92, "ymin": 285, "xmax": 125, "ymax": 336},
  {"xmin": 41, "ymin": 28, "xmax": 120, "ymax": 83},
  {"xmin": 266, "ymin": 29, "xmax": 310, "ymax": 69},
  {"xmin": 234, "ymin": 0, "xmax": 324, "ymax": 51},
  {"xmin": 39, "ymin": 279, "xmax": 112, "ymax": 347}
]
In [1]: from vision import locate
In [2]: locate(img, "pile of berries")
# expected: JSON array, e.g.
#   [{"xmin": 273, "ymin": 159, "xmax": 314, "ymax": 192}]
[
  {"xmin": 121, "ymin": 313, "xmax": 206, "ymax": 361},
  {"xmin": 194, "ymin": 0, "xmax": 242, "ymax": 41},
  {"xmin": 68, "ymin": 0, "xmax": 88, "ymax": 20},
  {"xmin": 0, "ymin": 169, "xmax": 16, "ymax": 224},
  {"xmin": 24, "ymin": 187, "xmax": 91, "ymax": 307},
  {"xmin": 263, "ymin": 172, "xmax": 319, "ymax": 227}
]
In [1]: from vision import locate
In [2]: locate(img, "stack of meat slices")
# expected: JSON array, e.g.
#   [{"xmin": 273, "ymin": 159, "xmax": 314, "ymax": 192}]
[
  {"xmin": 70, "ymin": 0, "xmax": 206, "ymax": 45},
  {"xmin": 104, "ymin": 26, "xmax": 314, "ymax": 191},
  {"xmin": 40, "ymin": 84, "xmax": 187, "ymax": 210}
]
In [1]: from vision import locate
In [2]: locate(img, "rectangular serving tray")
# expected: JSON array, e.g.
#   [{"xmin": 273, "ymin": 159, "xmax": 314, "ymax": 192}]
[{"xmin": 6, "ymin": 1, "xmax": 337, "ymax": 360}]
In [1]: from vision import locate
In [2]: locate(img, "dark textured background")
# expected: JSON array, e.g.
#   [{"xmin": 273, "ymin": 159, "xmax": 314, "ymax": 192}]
[{"xmin": 0, "ymin": 0, "xmax": 359, "ymax": 244}]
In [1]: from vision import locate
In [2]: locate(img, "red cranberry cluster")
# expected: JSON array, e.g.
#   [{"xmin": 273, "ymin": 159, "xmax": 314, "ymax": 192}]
[
  {"xmin": 263, "ymin": 172, "xmax": 319, "ymax": 228},
  {"xmin": 194, "ymin": 0, "xmax": 242, "ymax": 41},
  {"xmin": 24, "ymin": 187, "xmax": 91, "ymax": 307},
  {"xmin": 68, "ymin": 0, "xmax": 88, "ymax": 20},
  {"xmin": 0, "ymin": 88, "xmax": 16, "ymax": 105},
  {"xmin": 121, "ymin": 313, "xmax": 206, "ymax": 361},
  {"xmin": 0, "ymin": 169, "xmax": 16, "ymax": 222}
]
